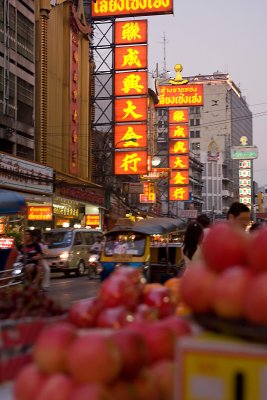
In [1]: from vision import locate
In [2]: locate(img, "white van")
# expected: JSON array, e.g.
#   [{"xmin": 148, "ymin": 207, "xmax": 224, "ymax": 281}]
[{"xmin": 43, "ymin": 228, "xmax": 103, "ymax": 277}]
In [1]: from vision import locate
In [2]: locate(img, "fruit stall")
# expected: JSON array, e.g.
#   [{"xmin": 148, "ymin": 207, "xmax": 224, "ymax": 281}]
[{"xmin": 2, "ymin": 221, "xmax": 267, "ymax": 399}]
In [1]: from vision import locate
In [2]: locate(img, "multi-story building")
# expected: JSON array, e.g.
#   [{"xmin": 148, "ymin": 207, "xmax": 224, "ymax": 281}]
[
  {"xmin": 0, "ymin": 0, "xmax": 35, "ymax": 158},
  {"xmin": 189, "ymin": 73, "xmax": 253, "ymax": 216},
  {"xmin": 157, "ymin": 72, "xmax": 253, "ymax": 218}
]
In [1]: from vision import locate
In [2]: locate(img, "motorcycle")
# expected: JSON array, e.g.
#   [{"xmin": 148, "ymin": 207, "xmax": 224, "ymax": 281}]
[{"xmin": 88, "ymin": 251, "xmax": 101, "ymax": 280}]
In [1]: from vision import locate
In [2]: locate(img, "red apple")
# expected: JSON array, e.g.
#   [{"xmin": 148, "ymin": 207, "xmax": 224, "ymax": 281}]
[
  {"xmin": 247, "ymin": 227, "xmax": 267, "ymax": 273},
  {"xmin": 150, "ymin": 360, "xmax": 175, "ymax": 400},
  {"xmin": 14, "ymin": 363, "xmax": 47, "ymax": 400},
  {"xmin": 114, "ymin": 266, "xmax": 145, "ymax": 286},
  {"xmin": 180, "ymin": 263, "xmax": 217, "ymax": 313},
  {"xmin": 142, "ymin": 286, "xmax": 176, "ymax": 318},
  {"xmin": 108, "ymin": 380, "xmax": 137, "ymax": 400},
  {"xmin": 33, "ymin": 322, "xmax": 76, "ymax": 373},
  {"xmin": 133, "ymin": 303, "xmax": 159, "ymax": 323},
  {"xmin": 157, "ymin": 315, "xmax": 191, "ymax": 337},
  {"xmin": 96, "ymin": 305, "xmax": 134, "ymax": 329},
  {"xmin": 132, "ymin": 368, "xmax": 161, "ymax": 400},
  {"xmin": 66, "ymin": 332, "xmax": 122, "ymax": 384},
  {"xmin": 140, "ymin": 322, "xmax": 176, "ymax": 364},
  {"xmin": 211, "ymin": 266, "xmax": 252, "ymax": 318},
  {"xmin": 69, "ymin": 297, "xmax": 102, "ymax": 328},
  {"xmin": 68, "ymin": 383, "xmax": 112, "ymax": 400},
  {"xmin": 202, "ymin": 222, "xmax": 248, "ymax": 272},
  {"xmin": 36, "ymin": 374, "xmax": 74, "ymax": 400},
  {"xmin": 111, "ymin": 330, "xmax": 148, "ymax": 378},
  {"xmin": 99, "ymin": 275, "xmax": 141, "ymax": 310},
  {"xmin": 244, "ymin": 272, "xmax": 267, "ymax": 324}
]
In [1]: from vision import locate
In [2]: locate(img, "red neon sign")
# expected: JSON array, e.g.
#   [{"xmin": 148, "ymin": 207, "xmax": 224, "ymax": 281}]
[
  {"xmin": 115, "ymin": 45, "xmax": 147, "ymax": 71},
  {"xmin": 115, "ymin": 20, "xmax": 147, "ymax": 45}
]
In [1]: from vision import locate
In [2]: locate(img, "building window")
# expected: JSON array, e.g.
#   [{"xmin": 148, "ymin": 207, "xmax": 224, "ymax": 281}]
[
  {"xmin": 189, "ymin": 107, "xmax": 200, "ymax": 114},
  {"xmin": 191, "ymin": 142, "xmax": 200, "ymax": 151},
  {"xmin": 195, "ymin": 130, "xmax": 200, "ymax": 138},
  {"xmin": 17, "ymin": 11, "xmax": 34, "ymax": 62}
]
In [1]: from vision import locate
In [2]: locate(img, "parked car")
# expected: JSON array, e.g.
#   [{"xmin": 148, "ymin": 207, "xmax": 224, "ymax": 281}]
[{"xmin": 43, "ymin": 228, "xmax": 103, "ymax": 277}]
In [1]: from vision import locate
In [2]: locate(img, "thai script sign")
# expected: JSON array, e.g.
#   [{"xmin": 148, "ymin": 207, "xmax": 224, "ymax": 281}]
[
  {"xmin": 28, "ymin": 206, "xmax": 53, "ymax": 221},
  {"xmin": 231, "ymin": 146, "xmax": 258, "ymax": 160},
  {"xmin": 0, "ymin": 152, "xmax": 53, "ymax": 194},
  {"xmin": 157, "ymin": 84, "xmax": 203, "ymax": 107},
  {"xmin": 92, "ymin": 0, "xmax": 173, "ymax": 19}
]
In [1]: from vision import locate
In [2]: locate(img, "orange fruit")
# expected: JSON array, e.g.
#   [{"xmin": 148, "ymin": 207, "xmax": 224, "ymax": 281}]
[{"xmin": 164, "ymin": 278, "xmax": 182, "ymax": 305}]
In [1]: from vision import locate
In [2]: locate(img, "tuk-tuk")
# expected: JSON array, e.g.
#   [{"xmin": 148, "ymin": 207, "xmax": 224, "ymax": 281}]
[{"xmin": 100, "ymin": 217, "xmax": 185, "ymax": 282}]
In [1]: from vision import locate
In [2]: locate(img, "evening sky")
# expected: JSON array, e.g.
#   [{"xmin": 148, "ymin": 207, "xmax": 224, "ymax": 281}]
[{"xmin": 147, "ymin": 0, "xmax": 267, "ymax": 186}]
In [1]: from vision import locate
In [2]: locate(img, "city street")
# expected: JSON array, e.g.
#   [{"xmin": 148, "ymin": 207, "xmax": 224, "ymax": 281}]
[{"xmin": 48, "ymin": 273, "xmax": 101, "ymax": 308}]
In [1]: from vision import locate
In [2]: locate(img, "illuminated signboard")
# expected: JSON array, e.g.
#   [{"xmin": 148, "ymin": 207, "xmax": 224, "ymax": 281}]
[
  {"xmin": 92, "ymin": 0, "xmax": 173, "ymax": 19},
  {"xmin": 115, "ymin": 124, "xmax": 147, "ymax": 148},
  {"xmin": 157, "ymin": 84, "xmax": 203, "ymax": 107},
  {"xmin": 169, "ymin": 124, "xmax": 189, "ymax": 139},
  {"xmin": 169, "ymin": 186, "xmax": 189, "ymax": 201},
  {"xmin": 115, "ymin": 98, "xmax": 147, "ymax": 123},
  {"xmin": 169, "ymin": 155, "xmax": 189, "ymax": 170},
  {"xmin": 69, "ymin": 31, "xmax": 79, "ymax": 175},
  {"xmin": 115, "ymin": 45, "xmax": 147, "ymax": 71},
  {"xmin": 231, "ymin": 146, "xmax": 258, "ymax": 160},
  {"xmin": 169, "ymin": 139, "xmax": 189, "ymax": 155},
  {"xmin": 169, "ymin": 108, "xmax": 189, "ymax": 124},
  {"xmin": 28, "ymin": 206, "xmax": 53, "ymax": 221},
  {"xmin": 115, "ymin": 71, "xmax": 148, "ymax": 97},
  {"xmin": 114, "ymin": 150, "xmax": 147, "ymax": 175},
  {"xmin": 140, "ymin": 182, "xmax": 156, "ymax": 203},
  {"xmin": 85, "ymin": 214, "xmax": 100, "ymax": 226},
  {"xmin": 115, "ymin": 20, "xmax": 147, "ymax": 45},
  {"xmin": 169, "ymin": 170, "xmax": 189, "ymax": 186}
]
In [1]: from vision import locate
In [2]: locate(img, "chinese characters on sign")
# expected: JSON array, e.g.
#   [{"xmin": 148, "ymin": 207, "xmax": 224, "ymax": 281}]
[
  {"xmin": 168, "ymin": 108, "xmax": 190, "ymax": 201},
  {"xmin": 140, "ymin": 182, "xmax": 156, "ymax": 203},
  {"xmin": 114, "ymin": 19, "xmax": 148, "ymax": 175},
  {"xmin": 69, "ymin": 30, "xmax": 79, "ymax": 175}
]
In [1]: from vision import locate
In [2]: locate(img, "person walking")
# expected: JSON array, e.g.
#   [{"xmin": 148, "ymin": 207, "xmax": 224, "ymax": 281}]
[
  {"xmin": 182, "ymin": 221, "xmax": 204, "ymax": 268},
  {"xmin": 32, "ymin": 229, "xmax": 50, "ymax": 290}
]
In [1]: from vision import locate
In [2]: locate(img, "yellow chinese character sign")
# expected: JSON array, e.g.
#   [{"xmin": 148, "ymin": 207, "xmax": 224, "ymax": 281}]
[
  {"xmin": 115, "ymin": 71, "xmax": 147, "ymax": 96},
  {"xmin": 169, "ymin": 124, "xmax": 189, "ymax": 139},
  {"xmin": 169, "ymin": 108, "xmax": 189, "ymax": 124},
  {"xmin": 115, "ymin": 20, "xmax": 147, "ymax": 45},
  {"xmin": 115, "ymin": 124, "xmax": 147, "ymax": 148},
  {"xmin": 169, "ymin": 139, "xmax": 189, "ymax": 154},
  {"xmin": 115, "ymin": 45, "xmax": 147, "ymax": 71},
  {"xmin": 115, "ymin": 98, "xmax": 147, "ymax": 123},
  {"xmin": 169, "ymin": 186, "xmax": 189, "ymax": 201},
  {"xmin": 115, "ymin": 151, "xmax": 148, "ymax": 175}
]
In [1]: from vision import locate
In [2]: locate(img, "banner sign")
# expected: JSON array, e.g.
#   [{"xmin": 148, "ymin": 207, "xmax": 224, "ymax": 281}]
[
  {"xmin": 92, "ymin": 0, "xmax": 173, "ymax": 19},
  {"xmin": 157, "ymin": 84, "xmax": 203, "ymax": 107}
]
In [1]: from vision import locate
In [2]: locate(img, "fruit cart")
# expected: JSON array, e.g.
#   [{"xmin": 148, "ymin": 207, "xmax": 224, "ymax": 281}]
[{"xmin": 175, "ymin": 221, "xmax": 267, "ymax": 400}]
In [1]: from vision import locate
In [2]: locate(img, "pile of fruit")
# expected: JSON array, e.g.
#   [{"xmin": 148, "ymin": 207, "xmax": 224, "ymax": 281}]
[
  {"xmin": 0, "ymin": 285, "xmax": 66, "ymax": 320},
  {"xmin": 181, "ymin": 222, "xmax": 267, "ymax": 325},
  {"xmin": 14, "ymin": 267, "xmax": 191, "ymax": 400}
]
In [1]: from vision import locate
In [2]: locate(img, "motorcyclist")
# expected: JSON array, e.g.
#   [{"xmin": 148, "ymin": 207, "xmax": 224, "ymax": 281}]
[
  {"xmin": 18, "ymin": 229, "xmax": 43, "ymax": 287},
  {"xmin": 88, "ymin": 236, "xmax": 103, "ymax": 278}
]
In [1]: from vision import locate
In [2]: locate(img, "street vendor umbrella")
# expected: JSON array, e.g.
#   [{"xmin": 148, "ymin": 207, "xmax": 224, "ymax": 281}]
[{"xmin": 0, "ymin": 189, "xmax": 26, "ymax": 214}]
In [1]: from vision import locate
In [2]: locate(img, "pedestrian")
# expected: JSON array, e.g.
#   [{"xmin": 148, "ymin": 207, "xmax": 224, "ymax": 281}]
[
  {"xmin": 182, "ymin": 221, "xmax": 204, "ymax": 268},
  {"xmin": 18, "ymin": 229, "xmax": 43, "ymax": 287},
  {"xmin": 227, "ymin": 202, "xmax": 251, "ymax": 231},
  {"xmin": 196, "ymin": 213, "xmax": 211, "ymax": 237},
  {"xmin": 32, "ymin": 229, "xmax": 50, "ymax": 290}
]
